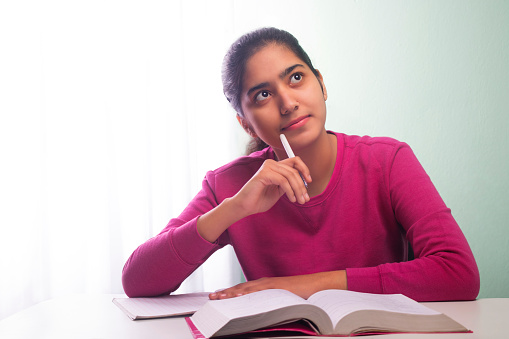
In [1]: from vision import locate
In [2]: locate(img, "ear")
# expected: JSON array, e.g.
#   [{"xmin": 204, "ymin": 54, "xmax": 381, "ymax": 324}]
[
  {"xmin": 236, "ymin": 115, "xmax": 258, "ymax": 138},
  {"xmin": 315, "ymin": 69, "xmax": 328, "ymax": 101}
]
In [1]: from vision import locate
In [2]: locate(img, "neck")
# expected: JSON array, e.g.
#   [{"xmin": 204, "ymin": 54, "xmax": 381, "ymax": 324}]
[{"xmin": 301, "ymin": 131, "xmax": 337, "ymax": 197}]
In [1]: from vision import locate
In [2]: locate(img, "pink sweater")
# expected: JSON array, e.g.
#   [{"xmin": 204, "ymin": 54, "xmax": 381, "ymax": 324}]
[{"xmin": 122, "ymin": 132, "xmax": 480, "ymax": 301}]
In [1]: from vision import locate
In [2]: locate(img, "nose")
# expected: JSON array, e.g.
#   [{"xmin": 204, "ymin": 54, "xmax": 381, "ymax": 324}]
[{"xmin": 279, "ymin": 89, "xmax": 299, "ymax": 115}]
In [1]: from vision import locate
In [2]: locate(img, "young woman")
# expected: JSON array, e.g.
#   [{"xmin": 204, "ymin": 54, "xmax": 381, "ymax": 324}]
[{"xmin": 122, "ymin": 27, "xmax": 480, "ymax": 302}]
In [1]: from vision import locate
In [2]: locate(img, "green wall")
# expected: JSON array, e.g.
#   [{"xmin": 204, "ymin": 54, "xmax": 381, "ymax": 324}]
[{"xmin": 232, "ymin": 0, "xmax": 509, "ymax": 298}]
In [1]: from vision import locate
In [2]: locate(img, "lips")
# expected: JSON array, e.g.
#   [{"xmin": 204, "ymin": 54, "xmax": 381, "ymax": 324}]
[{"xmin": 281, "ymin": 115, "xmax": 311, "ymax": 131}]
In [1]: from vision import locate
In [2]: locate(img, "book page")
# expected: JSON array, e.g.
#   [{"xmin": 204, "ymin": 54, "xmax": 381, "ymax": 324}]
[
  {"xmin": 190, "ymin": 289, "xmax": 319, "ymax": 338},
  {"xmin": 308, "ymin": 290, "xmax": 440, "ymax": 327},
  {"xmin": 113, "ymin": 292, "xmax": 211, "ymax": 319},
  {"xmin": 206, "ymin": 289, "xmax": 308, "ymax": 319}
]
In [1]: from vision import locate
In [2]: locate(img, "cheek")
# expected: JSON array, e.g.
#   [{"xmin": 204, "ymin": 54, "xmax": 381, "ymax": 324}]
[
  {"xmin": 302, "ymin": 87, "xmax": 327, "ymax": 111},
  {"xmin": 251, "ymin": 112, "xmax": 277, "ymax": 133},
  {"xmin": 247, "ymin": 101, "xmax": 278, "ymax": 123}
]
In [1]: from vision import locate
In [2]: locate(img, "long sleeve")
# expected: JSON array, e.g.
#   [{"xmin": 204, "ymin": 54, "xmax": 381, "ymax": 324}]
[
  {"xmin": 346, "ymin": 144, "xmax": 480, "ymax": 301},
  {"xmin": 121, "ymin": 149, "xmax": 269, "ymax": 298},
  {"xmin": 121, "ymin": 176, "xmax": 226, "ymax": 297}
]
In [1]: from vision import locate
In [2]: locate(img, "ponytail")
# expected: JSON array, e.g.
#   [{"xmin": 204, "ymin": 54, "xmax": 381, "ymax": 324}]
[{"xmin": 245, "ymin": 136, "xmax": 268, "ymax": 155}]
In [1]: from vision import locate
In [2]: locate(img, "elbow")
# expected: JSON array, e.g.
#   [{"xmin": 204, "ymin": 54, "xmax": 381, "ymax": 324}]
[
  {"xmin": 452, "ymin": 275, "xmax": 480, "ymax": 301},
  {"xmin": 416, "ymin": 251, "xmax": 481, "ymax": 302},
  {"xmin": 121, "ymin": 264, "xmax": 158, "ymax": 298},
  {"xmin": 457, "ymin": 250, "xmax": 481, "ymax": 300},
  {"xmin": 121, "ymin": 256, "xmax": 151, "ymax": 298},
  {"xmin": 122, "ymin": 278, "xmax": 138, "ymax": 298},
  {"xmin": 445, "ymin": 253, "xmax": 481, "ymax": 301},
  {"xmin": 120, "ymin": 232, "xmax": 188, "ymax": 297},
  {"xmin": 121, "ymin": 257, "xmax": 180, "ymax": 298},
  {"xmin": 459, "ymin": 266, "xmax": 480, "ymax": 301},
  {"xmin": 122, "ymin": 259, "xmax": 141, "ymax": 298},
  {"xmin": 122, "ymin": 282, "xmax": 137, "ymax": 298}
]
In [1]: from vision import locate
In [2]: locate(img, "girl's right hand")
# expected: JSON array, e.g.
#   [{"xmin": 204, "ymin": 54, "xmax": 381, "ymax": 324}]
[
  {"xmin": 197, "ymin": 156, "xmax": 311, "ymax": 243},
  {"xmin": 231, "ymin": 157, "xmax": 312, "ymax": 218}
]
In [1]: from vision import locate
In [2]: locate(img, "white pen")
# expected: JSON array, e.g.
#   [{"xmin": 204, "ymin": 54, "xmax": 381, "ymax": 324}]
[{"xmin": 280, "ymin": 134, "xmax": 309, "ymax": 190}]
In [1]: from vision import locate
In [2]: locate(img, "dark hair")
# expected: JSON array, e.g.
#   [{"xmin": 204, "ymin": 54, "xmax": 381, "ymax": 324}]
[{"xmin": 222, "ymin": 27, "xmax": 320, "ymax": 154}]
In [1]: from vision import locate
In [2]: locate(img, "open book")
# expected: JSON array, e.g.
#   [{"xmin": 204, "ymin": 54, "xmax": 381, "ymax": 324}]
[{"xmin": 187, "ymin": 289, "xmax": 470, "ymax": 338}]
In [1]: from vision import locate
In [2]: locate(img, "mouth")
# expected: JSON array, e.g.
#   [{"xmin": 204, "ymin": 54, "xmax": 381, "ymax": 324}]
[{"xmin": 281, "ymin": 115, "xmax": 311, "ymax": 131}]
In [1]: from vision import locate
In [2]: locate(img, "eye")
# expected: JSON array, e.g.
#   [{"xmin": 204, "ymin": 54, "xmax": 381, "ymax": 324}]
[
  {"xmin": 255, "ymin": 90, "xmax": 271, "ymax": 102},
  {"xmin": 290, "ymin": 73, "xmax": 303, "ymax": 84}
]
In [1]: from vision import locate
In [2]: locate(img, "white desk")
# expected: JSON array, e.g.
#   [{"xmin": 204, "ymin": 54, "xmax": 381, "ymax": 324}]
[{"xmin": 0, "ymin": 294, "xmax": 507, "ymax": 338}]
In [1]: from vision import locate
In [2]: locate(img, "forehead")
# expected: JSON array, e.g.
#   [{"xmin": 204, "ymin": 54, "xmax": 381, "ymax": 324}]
[{"xmin": 242, "ymin": 44, "xmax": 307, "ymax": 90}]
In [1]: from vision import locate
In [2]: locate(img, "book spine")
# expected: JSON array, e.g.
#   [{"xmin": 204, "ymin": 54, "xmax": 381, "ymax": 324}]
[{"xmin": 185, "ymin": 317, "xmax": 208, "ymax": 339}]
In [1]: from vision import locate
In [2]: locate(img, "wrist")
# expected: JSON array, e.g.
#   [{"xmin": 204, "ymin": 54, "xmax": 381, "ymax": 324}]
[
  {"xmin": 315, "ymin": 270, "xmax": 348, "ymax": 292},
  {"xmin": 338, "ymin": 270, "xmax": 348, "ymax": 290},
  {"xmin": 197, "ymin": 197, "xmax": 248, "ymax": 243},
  {"xmin": 227, "ymin": 194, "xmax": 256, "ymax": 219}
]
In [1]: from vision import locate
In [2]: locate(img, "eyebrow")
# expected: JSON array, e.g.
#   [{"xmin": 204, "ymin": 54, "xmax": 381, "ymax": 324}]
[
  {"xmin": 246, "ymin": 64, "xmax": 305, "ymax": 98},
  {"xmin": 279, "ymin": 64, "xmax": 305, "ymax": 80}
]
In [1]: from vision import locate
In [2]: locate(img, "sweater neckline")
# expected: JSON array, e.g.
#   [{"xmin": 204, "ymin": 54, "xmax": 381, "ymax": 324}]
[{"xmin": 267, "ymin": 131, "xmax": 344, "ymax": 207}]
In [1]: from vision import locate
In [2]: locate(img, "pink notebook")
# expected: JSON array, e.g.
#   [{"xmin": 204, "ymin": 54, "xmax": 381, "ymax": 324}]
[{"xmin": 185, "ymin": 317, "xmax": 319, "ymax": 338}]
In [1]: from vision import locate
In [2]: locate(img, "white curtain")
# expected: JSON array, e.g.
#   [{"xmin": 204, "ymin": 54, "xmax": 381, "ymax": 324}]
[{"xmin": 0, "ymin": 0, "xmax": 246, "ymax": 319}]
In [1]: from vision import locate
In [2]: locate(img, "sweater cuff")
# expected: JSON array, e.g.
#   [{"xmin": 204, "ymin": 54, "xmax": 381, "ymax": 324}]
[
  {"xmin": 170, "ymin": 217, "xmax": 219, "ymax": 265},
  {"xmin": 346, "ymin": 266, "xmax": 384, "ymax": 294}
]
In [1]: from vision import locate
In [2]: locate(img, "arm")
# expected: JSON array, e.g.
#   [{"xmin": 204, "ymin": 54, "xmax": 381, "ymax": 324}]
[
  {"xmin": 122, "ymin": 156, "xmax": 311, "ymax": 297},
  {"xmin": 347, "ymin": 145, "xmax": 480, "ymax": 301},
  {"xmin": 197, "ymin": 157, "xmax": 311, "ymax": 242},
  {"xmin": 121, "ymin": 177, "xmax": 223, "ymax": 297}
]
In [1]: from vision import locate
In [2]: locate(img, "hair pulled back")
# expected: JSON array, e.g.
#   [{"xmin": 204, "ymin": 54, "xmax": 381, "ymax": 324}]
[{"xmin": 222, "ymin": 27, "xmax": 320, "ymax": 154}]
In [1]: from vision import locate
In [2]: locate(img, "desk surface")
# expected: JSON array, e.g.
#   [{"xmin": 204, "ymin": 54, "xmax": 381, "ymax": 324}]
[{"xmin": 0, "ymin": 294, "xmax": 507, "ymax": 339}]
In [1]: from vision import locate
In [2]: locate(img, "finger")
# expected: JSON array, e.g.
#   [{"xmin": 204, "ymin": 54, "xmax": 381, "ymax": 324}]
[
  {"xmin": 276, "ymin": 158, "xmax": 311, "ymax": 203},
  {"xmin": 255, "ymin": 159, "xmax": 308, "ymax": 204},
  {"xmin": 209, "ymin": 289, "xmax": 246, "ymax": 300},
  {"xmin": 281, "ymin": 156, "xmax": 312, "ymax": 183},
  {"xmin": 265, "ymin": 168, "xmax": 301, "ymax": 203},
  {"xmin": 258, "ymin": 163, "xmax": 298, "ymax": 203},
  {"xmin": 209, "ymin": 279, "xmax": 265, "ymax": 300},
  {"xmin": 271, "ymin": 163, "xmax": 310, "ymax": 204}
]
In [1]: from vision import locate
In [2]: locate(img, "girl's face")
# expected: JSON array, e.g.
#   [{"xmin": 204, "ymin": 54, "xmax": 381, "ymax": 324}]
[{"xmin": 239, "ymin": 43, "xmax": 327, "ymax": 157}]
